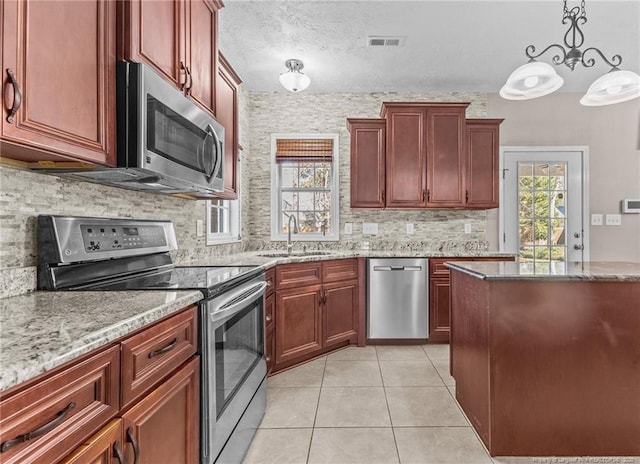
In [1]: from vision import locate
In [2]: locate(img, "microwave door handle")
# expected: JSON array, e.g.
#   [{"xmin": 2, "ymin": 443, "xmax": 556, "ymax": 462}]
[
  {"xmin": 200, "ymin": 124, "xmax": 220, "ymax": 179},
  {"xmin": 208, "ymin": 124, "xmax": 222, "ymax": 179}
]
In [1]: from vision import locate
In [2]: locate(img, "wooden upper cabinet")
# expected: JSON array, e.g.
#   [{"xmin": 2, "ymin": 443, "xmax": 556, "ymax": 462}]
[
  {"xmin": 425, "ymin": 105, "xmax": 468, "ymax": 207},
  {"xmin": 346, "ymin": 118, "xmax": 386, "ymax": 208},
  {"xmin": 185, "ymin": 0, "xmax": 220, "ymax": 115},
  {"xmin": 1, "ymin": 0, "xmax": 116, "ymax": 166},
  {"xmin": 215, "ymin": 53, "xmax": 242, "ymax": 199},
  {"xmin": 381, "ymin": 104, "xmax": 428, "ymax": 208},
  {"xmin": 466, "ymin": 119, "xmax": 503, "ymax": 208},
  {"xmin": 118, "ymin": 0, "xmax": 222, "ymax": 117}
]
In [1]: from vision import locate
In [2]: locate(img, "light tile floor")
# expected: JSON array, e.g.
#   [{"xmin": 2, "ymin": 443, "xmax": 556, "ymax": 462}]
[{"xmin": 242, "ymin": 345, "xmax": 640, "ymax": 464}]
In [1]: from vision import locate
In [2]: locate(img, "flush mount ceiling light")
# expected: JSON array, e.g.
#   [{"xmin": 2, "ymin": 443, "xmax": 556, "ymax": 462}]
[
  {"xmin": 500, "ymin": 0, "xmax": 640, "ymax": 106},
  {"xmin": 279, "ymin": 59, "xmax": 311, "ymax": 92}
]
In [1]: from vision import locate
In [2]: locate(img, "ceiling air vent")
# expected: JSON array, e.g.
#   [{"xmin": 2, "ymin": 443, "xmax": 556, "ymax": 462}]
[{"xmin": 367, "ymin": 36, "xmax": 405, "ymax": 47}]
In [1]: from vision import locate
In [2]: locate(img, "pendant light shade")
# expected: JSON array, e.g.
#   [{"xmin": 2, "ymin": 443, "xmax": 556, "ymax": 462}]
[
  {"xmin": 499, "ymin": 61, "xmax": 564, "ymax": 100},
  {"xmin": 279, "ymin": 59, "xmax": 311, "ymax": 92},
  {"xmin": 579, "ymin": 69, "xmax": 640, "ymax": 106}
]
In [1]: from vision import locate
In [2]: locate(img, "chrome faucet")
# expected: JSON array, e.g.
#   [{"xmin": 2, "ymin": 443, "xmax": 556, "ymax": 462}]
[{"xmin": 287, "ymin": 215, "xmax": 299, "ymax": 255}]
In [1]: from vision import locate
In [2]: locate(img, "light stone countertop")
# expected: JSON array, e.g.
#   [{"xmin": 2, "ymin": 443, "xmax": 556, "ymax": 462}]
[
  {"xmin": 0, "ymin": 290, "xmax": 203, "ymax": 392},
  {"xmin": 0, "ymin": 250, "xmax": 515, "ymax": 393},
  {"xmin": 446, "ymin": 260, "xmax": 640, "ymax": 281}
]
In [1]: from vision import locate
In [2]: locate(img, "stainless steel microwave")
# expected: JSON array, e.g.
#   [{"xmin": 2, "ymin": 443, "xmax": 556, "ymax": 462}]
[{"xmin": 45, "ymin": 62, "xmax": 225, "ymax": 195}]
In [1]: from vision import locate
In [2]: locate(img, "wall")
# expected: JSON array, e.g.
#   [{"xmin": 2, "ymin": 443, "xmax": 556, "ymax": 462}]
[
  {"xmin": 244, "ymin": 91, "xmax": 492, "ymax": 252},
  {"xmin": 0, "ymin": 86, "xmax": 251, "ymax": 297},
  {"xmin": 487, "ymin": 93, "xmax": 640, "ymax": 261}
]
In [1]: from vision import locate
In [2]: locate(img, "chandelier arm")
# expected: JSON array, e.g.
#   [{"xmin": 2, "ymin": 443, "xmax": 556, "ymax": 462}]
[
  {"xmin": 526, "ymin": 44, "xmax": 568, "ymax": 66},
  {"xmin": 562, "ymin": 9, "xmax": 586, "ymax": 49},
  {"xmin": 581, "ymin": 47, "xmax": 622, "ymax": 68}
]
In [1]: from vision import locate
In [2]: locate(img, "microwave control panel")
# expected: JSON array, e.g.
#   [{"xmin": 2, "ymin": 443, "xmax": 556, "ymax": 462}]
[{"xmin": 80, "ymin": 224, "xmax": 167, "ymax": 252}]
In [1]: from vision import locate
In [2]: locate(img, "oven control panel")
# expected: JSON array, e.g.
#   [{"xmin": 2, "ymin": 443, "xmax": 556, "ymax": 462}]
[{"xmin": 81, "ymin": 224, "xmax": 167, "ymax": 252}]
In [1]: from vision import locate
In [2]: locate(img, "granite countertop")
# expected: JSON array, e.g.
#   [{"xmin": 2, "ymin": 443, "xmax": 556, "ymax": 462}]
[
  {"xmin": 446, "ymin": 261, "xmax": 640, "ymax": 282},
  {"xmin": 0, "ymin": 290, "xmax": 203, "ymax": 392},
  {"xmin": 181, "ymin": 250, "xmax": 516, "ymax": 267}
]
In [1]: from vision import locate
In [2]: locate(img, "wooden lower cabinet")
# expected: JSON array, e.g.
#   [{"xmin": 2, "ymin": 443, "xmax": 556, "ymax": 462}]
[
  {"xmin": 121, "ymin": 356, "xmax": 199, "ymax": 464},
  {"xmin": 323, "ymin": 279, "xmax": 358, "ymax": 348},
  {"xmin": 60, "ymin": 420, "xmax": 125, "ymax": 464},
  {"xmin": 275, "ymin": 284, "xmax": 323, "ymax": 365},
  {"xmin": 428, "ymin": 257, "xmax": 515, "ymax": 342},
  {"xmin": 428, "ymin": 278, "xmax": 452, "ymax": 343},
  {"xmin": 272, "ymin": 259, "xmax": 360, "ymax": 372}
]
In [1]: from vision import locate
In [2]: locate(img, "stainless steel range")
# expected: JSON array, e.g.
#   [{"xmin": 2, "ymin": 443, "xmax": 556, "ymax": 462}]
[{"xmin": 37, "ymin": 215, "xmax": 267, "ymax": 464}]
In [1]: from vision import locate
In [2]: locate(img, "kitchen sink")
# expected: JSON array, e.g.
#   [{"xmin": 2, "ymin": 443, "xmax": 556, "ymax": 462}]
[{"xmin": 256, "ymin": 251, "xmax": 333, "ymax": 258}]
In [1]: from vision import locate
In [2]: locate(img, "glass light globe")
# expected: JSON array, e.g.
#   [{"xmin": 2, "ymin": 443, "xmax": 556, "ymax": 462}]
[{"xmin": 500, "ymin": 61, "xmax": 564, "ymax": 100}]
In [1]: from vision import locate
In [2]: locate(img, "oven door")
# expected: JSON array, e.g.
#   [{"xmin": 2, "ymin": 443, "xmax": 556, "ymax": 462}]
[{"xmin": 201, "ymin": 276, "xmax": 267, "ymax": 464}]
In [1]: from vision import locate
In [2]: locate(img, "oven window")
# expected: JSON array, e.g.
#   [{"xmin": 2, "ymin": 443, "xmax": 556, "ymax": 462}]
[
  {"xmin": 215, "ymin": 297, "xmax": 264, "ymax": 419},
  {"xmin": 146, "ymin": 95, "xmax": 207, "ymax": 173}
]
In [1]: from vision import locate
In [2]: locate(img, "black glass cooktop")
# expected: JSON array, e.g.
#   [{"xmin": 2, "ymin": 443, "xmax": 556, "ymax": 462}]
[{"xmin": 84, "ymin": 265, "xmax": 263, "ymax": 299}]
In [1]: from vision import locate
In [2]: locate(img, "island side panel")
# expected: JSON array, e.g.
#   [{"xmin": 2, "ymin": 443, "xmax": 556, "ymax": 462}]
[
  {"xmin": 450, "ymin": 269, "xmax": 492, "ymax": 448},
  {"xmin": 489, "ymin": 279, "xmax": 640, "ymax": 456}
]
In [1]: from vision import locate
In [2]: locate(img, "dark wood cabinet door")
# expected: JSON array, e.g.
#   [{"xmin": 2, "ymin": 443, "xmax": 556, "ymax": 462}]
[
  {"xmin": 323, "ymin": 279, "xmax": 359, "ymax": 348},
  {"xmin": 429, "ymin": 278, "xmax": 451, "ymax": 343},
  {"xmin": 121, "ymin": 357, "xmax": 199, "ymax": 464},
  {"xmin": 275, "ymin": 285, "xmax": 323, "ymax": 365},
  {"xmin": 186, "ymin": 0, "xmax": 221, "ymax": 116},
  {"xmin": 215, "ymin": 53, "xmax": 241, "ymax": 199},
  {"xmin": 347, "ymin": 118, "xmax": 386, "ymax": 208},
  {"xmin": 466, "ymin": 119, "xmax": 503, "ymax": 208},
  {"xmin": 118, "ymin": 0, "xmax": 186, "ymax": 90},
  {"xmin": 383, "ymin": 106, "xmax": 427, "ymax": 207},
  {"xmin": 1, "ymin": 0, "xmax": 116, "ymax": 165},
  {"xmin": 61, "ymin": 419, "xmax": 125, "ymax": 464},
  {"xmin": 265, "ymin": 328, "xmax": 275, "ymax": 375},
  {"xmin": 425, "ymin": 105, "xmax": 467, "ymax": 207}
]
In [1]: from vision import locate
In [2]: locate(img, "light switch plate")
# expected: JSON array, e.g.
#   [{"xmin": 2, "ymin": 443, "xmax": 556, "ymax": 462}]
[
  {"xmin": 591, "ymin": 214, "xmax": 603, "ymax": 226},
  {"xmin": 605, "ymin": 214, "xmax": 621, "ymax": 226},
  {"xmin": 196, "ymin": 219, "xmax": 205, "ymax": 237},
  {"xmin": 362, "ymin": 222, "xmax": 378, "ymax": 235},
  {"xmin": 406, "ymin": 223, "xmax": 415, "ymax": 235},
  {"xmin": 464, "ymin": 223, "xmax": 472, "ymax": 234},
  {"xmin": 344, "ymin": 222, "xmax": 353, "ymax": 234}
]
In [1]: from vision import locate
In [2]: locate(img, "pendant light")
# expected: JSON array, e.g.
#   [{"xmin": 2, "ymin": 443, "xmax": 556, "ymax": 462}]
[
  {"xmin": 279, "ymin": 59, "xmax": 311, "ymax": 92},
  {"xmin": 500, "ymin": 0, "xmax": 640, "ymax": 106}
]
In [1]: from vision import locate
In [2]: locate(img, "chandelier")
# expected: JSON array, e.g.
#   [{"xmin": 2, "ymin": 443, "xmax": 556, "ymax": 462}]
[
  {"xmin": 279, "ymin": 59, "xmax": 311, "ymax": 92},
  {"xmin": 500, "ymin": 0, "xmax": 640, "ymax": 106}
]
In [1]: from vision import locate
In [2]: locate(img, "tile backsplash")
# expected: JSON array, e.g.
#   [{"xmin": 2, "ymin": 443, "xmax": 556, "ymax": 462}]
[{"xmin": 1, "ymin": 89, "xmax": 495, "ymax": 297}]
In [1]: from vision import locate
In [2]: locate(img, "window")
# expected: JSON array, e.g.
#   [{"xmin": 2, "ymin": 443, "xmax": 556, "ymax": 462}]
[
  {"xmin": 271, "ymin": 134, "xmax": 340, "ymax": 241},
  {"xmin": 207, "ymin": 199, "xmax": 240, "ymax": 244}
]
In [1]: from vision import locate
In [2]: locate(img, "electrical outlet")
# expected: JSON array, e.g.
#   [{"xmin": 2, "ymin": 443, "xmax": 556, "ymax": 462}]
[
  {"xmin": 196, "ymin": 219, "xmax": 205, "ymax": 237},
  {"xmin": 591, "ymin": 214, "xmax": 603, "ymax": 226},
  {"xmin": 464, "ymin": 223, "xmax": 472, "ymax": 234},
  {"xmin": 406, "ymin": 223, "xmax": 415, "ymax": 235},
  {"xmin": 605, "ymin": 214, "xmax": 621, "ymax": 226},
  {"xmin": 362, "ymin": 222, "xmax": 378, "ymax": 235},
  {"xmin": 344, "ymin": 222, "xmax": 353, "ymax": 234}
]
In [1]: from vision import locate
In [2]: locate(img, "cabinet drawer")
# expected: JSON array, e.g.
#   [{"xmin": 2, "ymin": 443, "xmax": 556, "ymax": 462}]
[
  {"xmin": 265, "ymin": 268, "xmax": 275, "ymax": 297},
  {"xmin": 276, "ymin": 262, "xmax": 322, "ymax": 290},
  {"xmin": 0, "ymin": 346, "xmax": 120, "ymax": 464},
  {"xmin": 429, "ymin": 259, "xmax": 451, "ymax": 277},
  {"xmin": 322, "ymin": 259, "xmax": 358, "ymax": 283},
  {"xmin": 120, "ymin": 306, "xmax": 197, "ymax": 409}
]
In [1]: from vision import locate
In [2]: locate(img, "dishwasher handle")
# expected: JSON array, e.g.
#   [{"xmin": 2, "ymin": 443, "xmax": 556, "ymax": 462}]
[{"xmin": 372, "ymin": 265, "xmax": 423, "ymax": 271}]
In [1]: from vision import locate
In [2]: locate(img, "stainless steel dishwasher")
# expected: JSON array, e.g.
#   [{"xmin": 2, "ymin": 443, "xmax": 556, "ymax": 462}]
[{"xmin": 367, "ymin": 258, "xmax": 429, "ymax": 339}]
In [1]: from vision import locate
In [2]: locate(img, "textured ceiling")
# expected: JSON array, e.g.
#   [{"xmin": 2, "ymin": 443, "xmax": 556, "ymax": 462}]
[{"xmin": 218, "ymin": 0, "xmax": 640, "ymax": 93}]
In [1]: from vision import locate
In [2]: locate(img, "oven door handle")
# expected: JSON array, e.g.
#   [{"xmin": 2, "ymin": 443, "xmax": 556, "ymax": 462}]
[{"xmin": 211, "ymin": 281, "xmax": 268, "ymax": 323}]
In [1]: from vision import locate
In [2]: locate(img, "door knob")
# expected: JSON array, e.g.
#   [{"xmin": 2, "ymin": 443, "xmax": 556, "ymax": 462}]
[{"xmin": 573, "ymin": 244, "xmax": 584, "ymax": 250}]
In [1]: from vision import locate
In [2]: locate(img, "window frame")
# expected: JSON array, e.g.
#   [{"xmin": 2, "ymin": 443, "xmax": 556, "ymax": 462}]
[{"xmin": 270, "ymin": 133, "xmax": 340, "ymax": 242}]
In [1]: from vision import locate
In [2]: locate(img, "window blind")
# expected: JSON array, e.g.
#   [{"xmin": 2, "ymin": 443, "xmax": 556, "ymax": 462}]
[{"xmin": 275, "ymin": 138, "xmax": 334, "ymax": 162}]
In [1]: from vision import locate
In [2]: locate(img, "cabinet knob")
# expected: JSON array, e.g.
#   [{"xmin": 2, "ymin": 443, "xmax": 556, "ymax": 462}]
[
  {"xmin": 265, "ymin": 354, "xmax": 272, "ymax": 362},
  {"xmin": 266, "ymin": 314, "xmax": 272, "ymax": 322}
]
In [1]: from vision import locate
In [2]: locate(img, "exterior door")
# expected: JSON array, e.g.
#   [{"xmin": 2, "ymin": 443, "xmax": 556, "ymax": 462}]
[{"xmin": 501, "ymin": 147, "xmax": 588, "ymax": 265}]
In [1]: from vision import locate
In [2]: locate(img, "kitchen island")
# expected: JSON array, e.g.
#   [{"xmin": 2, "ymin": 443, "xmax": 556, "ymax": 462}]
[{"xmin": 446, "ymin": 261, "xmax": 640, "ymax": 457}]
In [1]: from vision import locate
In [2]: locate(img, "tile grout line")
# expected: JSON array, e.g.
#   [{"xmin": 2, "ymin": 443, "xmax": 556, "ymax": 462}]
[
  {"xmin": 306, "ymin": 356, "xmax": 327, "ymax": 464},
  {"xmin": 376, "ymin": 346, "xmax": 403, "ymax": 464}
]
